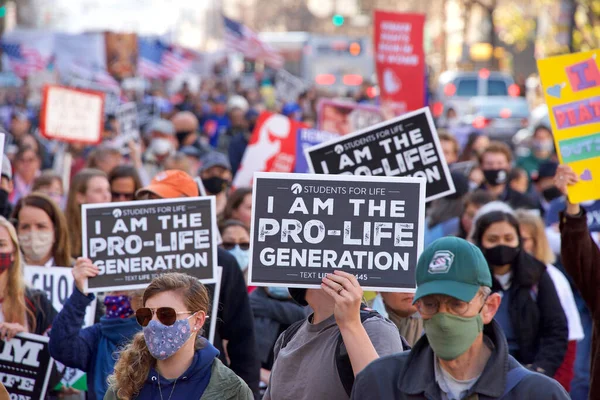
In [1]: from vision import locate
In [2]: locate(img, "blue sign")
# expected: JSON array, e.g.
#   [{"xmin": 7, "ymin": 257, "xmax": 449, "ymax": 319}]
[
  {"xmin": 295, "ymin": 128, "xmax": 338, "ymax": 173},
  {"xmin": 545, "ymin": 197, "xmax": 600, "ymax": 232}
]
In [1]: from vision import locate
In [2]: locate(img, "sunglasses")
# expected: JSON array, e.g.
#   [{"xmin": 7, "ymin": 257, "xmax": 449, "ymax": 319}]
[
  {"xmin": 112, "ymin": 191, "xmax": 135, "ymax": 200},
  {"xmin": 135, "ymin": 307, "xmax": 194, "ymax": 327},
  {"xmin": 221, "ymin": 242, "xmax": 250, "ymax": 250}
]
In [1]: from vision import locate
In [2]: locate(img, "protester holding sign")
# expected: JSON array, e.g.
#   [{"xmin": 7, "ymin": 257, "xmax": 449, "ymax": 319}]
[
  {"xmin": 12, "ymin": 192, "xmax": 72, "ymax": 267},
  {"xmin": 351, "ymin": 237, "xmax": 570, "ymax": 399},
  {"xmin": 556, "ymin": 164, "xmax": 600, "ymax": 399},
  {"xmin": 65, "ymin": 169, "xmax": 111, "ymax": 257},
  {"xmin": 49, "ymin": 258, "xmax": 143, "ymax": 400},
  {"xmin": 105, "ymin": 273, "xmax": 253, "ymax": 400},
  {"xmin": 264, "ymin": 271, "xmax": 404, "ymax": 400},
  {"xmin": 134, "ymin": 171, "xmax": 260, "ymax": 395},
  {"xmin": 471, "ymin": 204, "xmax": 568, "ymax": 376},
  {"xmin": 219, "ymin": 219, "xmax": 251, "ymax": 285},
  {"xmin": 198, "ymin": 152, "xmax": 233, "ymax": 217},
  {"xmin": 0, "ymin": 216, "xmax": 63, "ymax": 397}
]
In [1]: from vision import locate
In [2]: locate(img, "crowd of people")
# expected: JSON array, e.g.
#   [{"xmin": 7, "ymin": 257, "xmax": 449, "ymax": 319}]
[{"xmin": 0, "ymin": 75, "xmax": 596, "ymax": 400}]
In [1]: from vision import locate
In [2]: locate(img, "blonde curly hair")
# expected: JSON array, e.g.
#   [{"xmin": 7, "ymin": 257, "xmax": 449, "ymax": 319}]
[{"xmin": 107, "ymin": 273, "xmax": 211, "ymax": 399}]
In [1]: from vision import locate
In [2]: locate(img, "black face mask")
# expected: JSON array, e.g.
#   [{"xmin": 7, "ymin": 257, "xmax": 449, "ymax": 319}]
[
  {"xmin": 542, "ymin": 187, "xmax": 563, "ymax": 202},
  {"xmin": 176, "ymin": 130, "xmax": 192, "ymax": 145},
  {"xmin": 483, "ymin": 245, "xmax": 520, "ymax": 267},
  {"xmin": 483, "ymin": 169, "xmax": 508, "ymax": 186},
  {"xmin": 202, "ymin": 176, "xmax": 229, "ymax": 194}
]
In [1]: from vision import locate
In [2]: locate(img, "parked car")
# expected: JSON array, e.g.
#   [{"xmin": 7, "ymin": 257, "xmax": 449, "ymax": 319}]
[
  {"xmin": 433, "ymin": 70, "xmax": 519, "ymax": 126},
  {"xmin": 459, "ymin": 96, "xmax": 530, "ymax": 143}
]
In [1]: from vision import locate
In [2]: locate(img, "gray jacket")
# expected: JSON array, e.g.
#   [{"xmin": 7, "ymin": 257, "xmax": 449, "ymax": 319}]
[{"xmin": 351, "ymin": 320, "xmax": 570, "ymax": 400}]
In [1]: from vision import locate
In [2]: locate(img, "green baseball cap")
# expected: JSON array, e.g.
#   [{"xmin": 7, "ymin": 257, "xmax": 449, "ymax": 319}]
[{"xmin": 413, "ymin": 237, "xmax": 492, "ymax": 304}]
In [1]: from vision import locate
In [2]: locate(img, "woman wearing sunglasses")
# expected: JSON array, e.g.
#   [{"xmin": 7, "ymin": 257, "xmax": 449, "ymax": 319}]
[
  {"xmin": 106, "ymin": 272, "xmax": 253, "ymax": 400},
  {"xmin": 219, "ymin": 220, "xmax": 253, "ymax": 289},
  {"xmin": 49, "ymin": 257, "xmax": 143, "ymax": 400}
]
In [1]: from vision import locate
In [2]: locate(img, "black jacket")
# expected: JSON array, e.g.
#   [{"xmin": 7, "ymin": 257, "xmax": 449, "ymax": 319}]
[
  {"xmin": 351, "ymin": 320, "xmax": 570, "ymax": 400},
  {"xmin": 25, "ymin": 288, "xmax": 62, "ymax": 399},
  {"xmin": 205, "ymin": 248, "xmax": 260, "ymax": 397},
  {"xmin": 249, "ymin": 287, "xmax": 306, "ymax": 369},
  {"xmin": 490, "ymin": 251, "xmax": 568, "ymax": 376}
]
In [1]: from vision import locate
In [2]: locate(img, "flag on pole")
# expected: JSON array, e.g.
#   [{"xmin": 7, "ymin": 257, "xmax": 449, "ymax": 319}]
[
  {"xmin": 1, "ymin": 41, "xmax": 48, "ymax": 77},
  {"xmin": 138, "ymin": 38, "xmax": 193, "ymax": 79},
  {"xmin": 223, "ymin": 16, "xmax": 284, "ymax": 69}
]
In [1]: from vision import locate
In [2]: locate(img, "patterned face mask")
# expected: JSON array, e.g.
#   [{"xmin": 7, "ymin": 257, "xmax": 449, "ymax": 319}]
[
  {"xmin": 143, "ymin": 314, "xmax": 196, "ymax": 360},
  {"xmin": 104, "ymin": 295, "xmax": 134, "ymax": 319}
]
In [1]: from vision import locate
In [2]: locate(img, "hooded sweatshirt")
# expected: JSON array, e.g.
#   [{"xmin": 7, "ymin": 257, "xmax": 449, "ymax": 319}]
[
  {"xmin": 49, "ymin": 289, "xmax": 142, "ymax": 400},
  {"xmin": 136, "ymin": 340, "xmax": 219, "ymax": 400}
]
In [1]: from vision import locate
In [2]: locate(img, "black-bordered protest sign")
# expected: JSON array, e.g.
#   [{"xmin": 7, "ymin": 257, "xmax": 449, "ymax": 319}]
[
  {"xmin": 24, "ymin": 266, "xmax": 97, "ymax": 327},
  {"xmin": 116, "ymin": 102, "xmax": 140, "ymax": 142},
  {"xmin": 248, "ymin": 172, "xmax": 425, "ymax": 292},
  {"xmin": 0, "ymin": 333, "xmax": 54, "ymax": 400},
  {"xmin": 82, "ymin": 197, "xmax": 218, "ymax": 292},
  {"xmin": 306, "ymin": 107, "xmax": 455, "ymax": 202}
]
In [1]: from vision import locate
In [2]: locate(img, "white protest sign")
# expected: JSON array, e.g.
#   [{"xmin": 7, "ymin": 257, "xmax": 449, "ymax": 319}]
[
  {"xmin": 24, "ymin": 266, "xmax": 97, "ymax": 327},
  {"xmin": 40, "ymin": 85, "xmax": 104, "ymax": 144},
  {"xmin": 208, "ymin": 266, "xmax": 222, "ymax": 344},
  {"xmin": 275, "ymin": 69, "xmax": 306, "ymax": 104}
]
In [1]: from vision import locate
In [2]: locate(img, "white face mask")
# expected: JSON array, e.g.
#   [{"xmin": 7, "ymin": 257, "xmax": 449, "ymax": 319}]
[
  {"xmin": 150, "ymin": 138, "xmax": 174, "ymax": 156},
  {"xmin": 19, "ymin": 231, "xmax": 54, "ymax": 262}
]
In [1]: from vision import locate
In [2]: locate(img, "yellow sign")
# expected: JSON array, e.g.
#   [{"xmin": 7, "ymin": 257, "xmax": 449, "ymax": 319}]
[{"xmin": 538, "ymin": 50, "xmax": 600, "ymax": 203}]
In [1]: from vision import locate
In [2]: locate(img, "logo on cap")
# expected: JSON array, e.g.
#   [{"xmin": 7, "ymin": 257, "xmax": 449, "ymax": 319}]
[{"xmin": 428, "ymin": 250, "xmax": 454, "ymax": 274}]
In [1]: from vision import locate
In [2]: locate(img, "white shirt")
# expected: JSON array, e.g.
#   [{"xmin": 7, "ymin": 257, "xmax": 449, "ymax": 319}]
[{"xmin": 545, "ymin": 264, "xmax": 585, "ymax": 341}]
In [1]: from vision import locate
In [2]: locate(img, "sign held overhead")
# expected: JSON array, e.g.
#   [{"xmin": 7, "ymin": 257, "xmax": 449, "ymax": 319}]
[
  {"xmin": 249, "ymin": 172, "xmax": 426, "ymax": 292},
  {"xmin": 306, "ymin": 107, "xmax": 455, "ymax": 202}
]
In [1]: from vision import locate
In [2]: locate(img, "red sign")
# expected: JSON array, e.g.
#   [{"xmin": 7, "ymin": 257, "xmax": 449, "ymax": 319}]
[
  {"xmin": 233, "ymin": 112, "xmax": 305, "ymax": 188},
  {"xmin": 40, "ymin": 85, "xmax": 105, "ymax": 144},
  {"xmin": 374, "ymin": 11, "xmax": 425, "ymax": 114}
]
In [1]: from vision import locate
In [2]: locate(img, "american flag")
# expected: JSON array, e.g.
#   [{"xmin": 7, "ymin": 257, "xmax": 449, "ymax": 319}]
[
  {"xmin": 68, "ymin": 62, "xmax": 121, "ymax": 91},
  {"xmin": 223, "ymin": 16, "xmax": 284, "ymax": 69},
  {"xmin": 1, "ymin": 41, "xmax": 47, "ymax": 77},
  {"xmin": 138, "ymin": 38, "xmax": 193, "ymax": 79}
]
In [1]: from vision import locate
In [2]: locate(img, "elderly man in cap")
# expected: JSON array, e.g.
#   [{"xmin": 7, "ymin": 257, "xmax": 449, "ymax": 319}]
[
  {"xmin": 198, "ymin": 152, "xmax": 232, "ymax": 216},
  {"xmin": 351, "ymin": 237, "xmax": 569, "ymax": 399},
  {"xmin": 135, "ymin": 170, "xmax": 261, "ymax": 397}
]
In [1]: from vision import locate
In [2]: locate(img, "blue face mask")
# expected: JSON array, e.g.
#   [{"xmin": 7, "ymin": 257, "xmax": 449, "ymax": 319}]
[
  {"xmin": 266, "ymin": 287, "xmax": 291, "ymax": 300},
  {"xmin": 228, "ymin": 245, "xmax": 249, "ymax": 271},
  {"xmin": 143, "ymin": 316, "xmax": 194, "ymax": 360}
]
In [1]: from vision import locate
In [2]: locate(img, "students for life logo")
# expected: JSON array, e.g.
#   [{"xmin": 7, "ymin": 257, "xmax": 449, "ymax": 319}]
[
  {"xmin": 112, "ymin": 209, "xmax": 123, "ymax": 218},
  {"xmin": 291, "ymin": 184, "xmax": 303, "ymax": 194},
  {"xmin": 428, "ymin": 251, "xmax": 454, "ymax": 274}
]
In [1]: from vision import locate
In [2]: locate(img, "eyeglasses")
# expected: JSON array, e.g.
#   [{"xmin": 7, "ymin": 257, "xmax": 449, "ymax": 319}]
[
  {"xmin": 221, "ymin": 242, "xmax": 250, "ymax": 250},
  {"xmin": 135, "ymin": 307, "xmax": 194, "ymax": 327},
  {"xmin": 416, "ymin": 292, "xmax": 487, "ymax": 317},
  {"xmin": 111, "ymin": 191, "xmax": 135, "ymax": 200}
]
